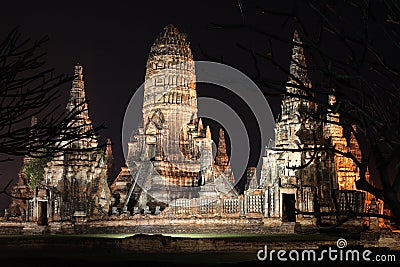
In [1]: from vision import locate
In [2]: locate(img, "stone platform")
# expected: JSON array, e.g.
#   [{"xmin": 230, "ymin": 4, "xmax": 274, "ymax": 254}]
[{"xmin": 0, "ymin": 214, "xmax": 368, "ymax": 236}]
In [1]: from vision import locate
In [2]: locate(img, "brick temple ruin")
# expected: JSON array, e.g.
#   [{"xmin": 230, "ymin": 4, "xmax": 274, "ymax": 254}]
[{"xmin": 3, "ymin": 25, "xmax": 390, "ymax": 234}]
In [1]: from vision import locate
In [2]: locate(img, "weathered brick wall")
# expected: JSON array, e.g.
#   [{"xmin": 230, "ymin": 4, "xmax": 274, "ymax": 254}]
[
  {"xmin": 84, "ymin": 217, "xmax": 272, "ymax": 234},
  {"xmin": 0, "ymin": 222, "xmax": 24, "ymax": 235}
]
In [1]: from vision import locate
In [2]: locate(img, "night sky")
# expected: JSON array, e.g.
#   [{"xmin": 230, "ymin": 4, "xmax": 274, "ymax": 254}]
[{"xmin": 0, "ymin": 1, "xmax": 300, "ymax": 210}]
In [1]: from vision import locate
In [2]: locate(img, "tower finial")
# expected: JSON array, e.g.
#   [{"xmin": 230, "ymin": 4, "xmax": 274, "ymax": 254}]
[
  {"xmin": 31, "ymin": 116, "xmax": 37, "ymax": 127},
  {"xmin": 293, "ymin": 29, "xmax": 302, "ymax": 45},
  {"xmin": 67, "ymin": 64, "xmax": 86, "ymax": 113},
  {"xmin": 198, "ymin": 118, "xmax": 204, "ymax": 133},
  {"xmin": 206, "ymin": 125, "xmax": 211, "ymax": 140},
  {"xmin": 287, "ymin": 29, "xmax": 311, "ymax": 93},
  {"xmin": 74, "ymin": 63, "xmax": 83, "ymax": 80}
]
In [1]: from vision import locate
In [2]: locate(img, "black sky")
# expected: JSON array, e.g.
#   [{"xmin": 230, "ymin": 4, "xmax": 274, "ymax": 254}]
[{"xmin": 0, "ymin": 0, "xmax": 298, "ymax": 210}]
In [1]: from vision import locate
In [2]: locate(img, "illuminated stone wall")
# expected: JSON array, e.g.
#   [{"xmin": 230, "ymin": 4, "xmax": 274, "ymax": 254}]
[{"xmin": 324, "ymin": 95, "xmax": 360, "ymax": 190}]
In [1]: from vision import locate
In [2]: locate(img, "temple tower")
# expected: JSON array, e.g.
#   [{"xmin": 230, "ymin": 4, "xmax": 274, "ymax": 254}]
[
  {"xmin": 261, "ymin": 30, "xmax": 318, "ymax": 220},
  {"xmin": 39, "ymin": 64, "xmax": 111, "ymax": 221},
  {"xmin": 118, "ymin": 25, "xmax": 236, "ymax": 212},
  {"xmin": 122, "ymin": 25, "xmax": 205, "ymax": 209},
  {"xmin": 143, "ymin": 25, "xmax": 197, "ymax": 166}
]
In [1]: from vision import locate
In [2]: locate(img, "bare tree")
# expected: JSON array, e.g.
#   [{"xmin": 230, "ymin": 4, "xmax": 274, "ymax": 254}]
[
  {"xmin": 213, "ymin": 0, "xmax": 400, "ymax": 223},
  {"xmin": 0, "ymin": 28, "xmax": 104, "ymax": 178}
]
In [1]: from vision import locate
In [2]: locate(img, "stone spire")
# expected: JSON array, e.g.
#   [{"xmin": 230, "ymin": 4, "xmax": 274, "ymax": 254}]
[
  {"xmin": 65, "ymin": 64, "xmax": 97, "ymax": 149},
  {"xmin": 206, "ymin": 125, "xmax": 211, "ymax": 140},
  {"xmin": 215, "ymin": 128, "xmax": 228, "ymax": 166},
  {"xmin": 214, "ymin": 128, "xmax": 235, "ymax": 185},
  {"xmin": 288, "ymin": 30, "xmax": 311, "ymax": 94},
  {"xmin": 105, "ymin": 138, "xmax": 114, "ymax": 184},
  {"xmin": 198, "ymin": 118, "xmax": 203, "ymax": 134}
]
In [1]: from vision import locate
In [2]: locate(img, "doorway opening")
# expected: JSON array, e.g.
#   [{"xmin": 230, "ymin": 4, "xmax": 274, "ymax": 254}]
[
  {"xmin": 282, "ymin": 193, "xmax": 296, "ymax": 222},
  {"xmin": 38, "ymin": 201, "xmax": 48, "ymax": 226}
]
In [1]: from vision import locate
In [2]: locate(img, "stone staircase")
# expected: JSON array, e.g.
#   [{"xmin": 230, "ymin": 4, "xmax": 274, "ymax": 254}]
[
  {"xmin": 123, "ymin": 160, "xmax": 153, "ymax": 211},
  {"xmin": 280, "ymin": 222, "xmax": 298, "ymax": 233}
]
